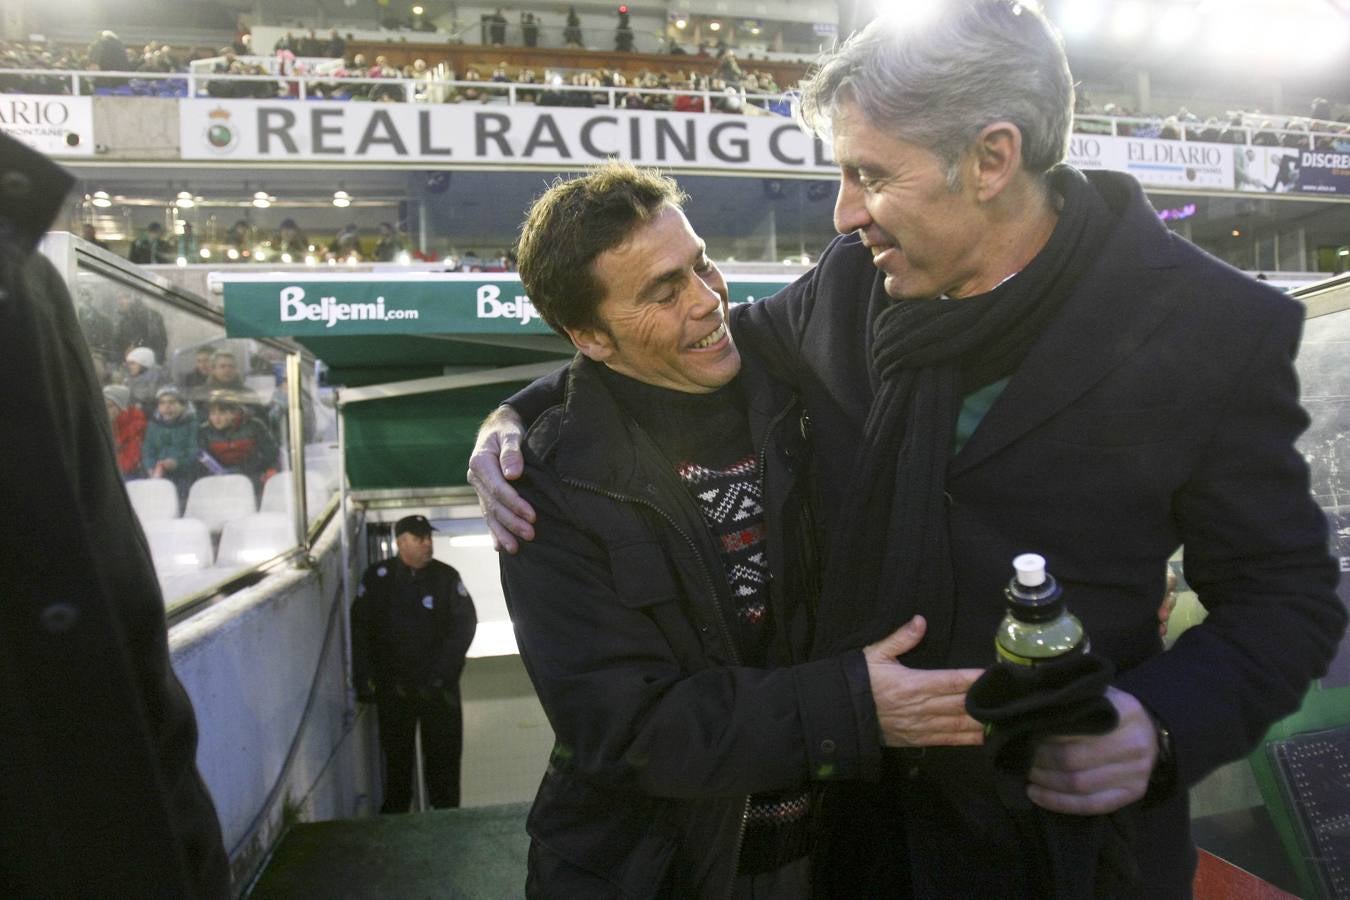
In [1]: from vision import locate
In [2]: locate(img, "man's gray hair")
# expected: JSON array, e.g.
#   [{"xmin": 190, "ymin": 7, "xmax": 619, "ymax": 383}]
[{"xmin": 799, "ymin": 0, "xmax": 1074, "ymax": 187}]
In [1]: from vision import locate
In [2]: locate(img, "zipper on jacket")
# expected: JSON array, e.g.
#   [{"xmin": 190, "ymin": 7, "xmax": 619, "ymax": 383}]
[
  {"xmin": 562, "ymin": 475, "xmax": 750, "ymax": 893},
  {"xmin": 560, "ymin": 477, "xmax": 740, "ymax": 666}
]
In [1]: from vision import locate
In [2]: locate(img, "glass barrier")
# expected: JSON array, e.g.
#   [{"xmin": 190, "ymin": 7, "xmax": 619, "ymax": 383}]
[{"xmin": 43, "ymin": 232, "xmax": 330, "ymax": 615}]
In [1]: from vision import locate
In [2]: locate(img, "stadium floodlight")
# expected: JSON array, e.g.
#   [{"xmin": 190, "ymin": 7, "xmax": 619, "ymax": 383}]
[
  {"xmin": 1110, "ymin": 1, "xmax": 1147, "ymax": 41},
  {"xmin": 675, "ymin": 18, "xmax": 687, "ymax": 29},
  {"xmin": 412, "ymin": 5, "xmax": 423, "ymax": 14},
  {"xmin": 253, "ymin": 191, "xmax": 272, "ymax": 209},
  {"xmin": 1154, "ymin": 4, "xmax": 1199, "ymax": 48},
  {"xmin": 90, "ymin": 190, "xmax": 112, "ymax": 208},
  {"xmin": 333, "ymin": 189, "xmax": 352, "ymax": 208},
  {"xmin": 176, "ymin": 191, "xmax": 195, "ymax": 209},
  {"xmin": 874, "ymin": 0, "xmax": 946, "ymax": 31},
  {"xmin": 200, "ymin": 247, "xmax": 211, "ymax": 259},
  {"xmin": 708, "ymin": 21, "xmax": 721, "ymax": 31},
  {"xmin": 1301, "ymin": 11, "xmax": 1350, "ymax": 64},
  {"xmin": 1057, "ymin": 0, "xmax": 1103, "ymax": 37}
]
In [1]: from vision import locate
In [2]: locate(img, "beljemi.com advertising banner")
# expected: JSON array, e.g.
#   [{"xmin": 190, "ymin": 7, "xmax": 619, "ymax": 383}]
[{"xmin": 220, "ymin": 272, "xmax": 796, "ymax": 338}]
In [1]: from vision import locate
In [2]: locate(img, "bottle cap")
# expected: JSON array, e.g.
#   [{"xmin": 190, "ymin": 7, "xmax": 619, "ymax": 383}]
[{"xmin": 1013, "ymin": 553, "xmax": 1046, "ymax": 587}]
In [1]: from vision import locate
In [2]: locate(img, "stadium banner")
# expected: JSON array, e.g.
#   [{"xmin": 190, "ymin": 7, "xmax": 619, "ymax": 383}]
[
  {"xmin": 219, "ymin": 272, "xmax": 795, "ymax": 337},
  {"xmin": 1234, "ymin": 145, "xmax": 1350, "ymax": 196},
  {"xmin": 180, "ymin": 99, "xmax": 836, "ymax": 174},
  {"xmin": 0, "ymin": 94, "xmax": 95, "ymax": 157},
  {"xmin": 1067, "ymin": 134, "xmax": 1234, "ymax": 190}
]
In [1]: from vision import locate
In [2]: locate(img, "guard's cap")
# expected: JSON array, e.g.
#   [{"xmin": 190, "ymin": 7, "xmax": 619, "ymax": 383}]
[{"xmin": 395, "ymin": 514, "xmax": 437, "ymax": 538}]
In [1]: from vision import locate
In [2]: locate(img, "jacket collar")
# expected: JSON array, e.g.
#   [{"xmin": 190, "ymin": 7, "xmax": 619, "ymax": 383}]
[
  {"xmin": 546, "ymin": 353, "xmax": 796, "ymax": 493},
  {"xmin": 0, "ymin": 133, "xmax": 75, "ymax": 250},
  {"xmin": 950, "ymin": 169, "xmax": 1182, "ymax": 476}
]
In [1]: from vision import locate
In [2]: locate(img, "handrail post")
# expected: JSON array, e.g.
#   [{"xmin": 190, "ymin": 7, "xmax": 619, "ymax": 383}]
[{"xmin": 286, "ymin": 352, "xmax": 310, "ymax": 557}]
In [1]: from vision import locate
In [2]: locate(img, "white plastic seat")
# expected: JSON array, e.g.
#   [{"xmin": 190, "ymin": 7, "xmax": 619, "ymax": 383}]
[
  {"xmin": 216, "ymin": 513, "xmax": 296, "ymax": 568},
  {"xmin": 143, "ymin": 517, "xmax": 214, "ymax": 576},
  {"xmin": 185, "ymin": 474, "xmax": 257, "ymax": 534},
  {"xmin": 126, "ymin": 477, "xmax": 180, "ymax": 522},
  {"xmin": 259, "ymin": 470, "xmax": 336, "ymax": 518},
  {"xmin": 245, "ymin": 374, "xmax": 278, "ymax": 397}
]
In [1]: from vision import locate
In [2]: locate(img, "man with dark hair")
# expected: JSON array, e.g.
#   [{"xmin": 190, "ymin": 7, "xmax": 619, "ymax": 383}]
[
  {"xmin": 497, "ymin": 161, "xmax": 956, "ymax": 898},
  {"xmin": 471, "ymin": 1, "xmax": 1343, "ymax": 895},
  {"xmin": 351, "ymin": 515, "xmax": 477, "ymax": 812}
]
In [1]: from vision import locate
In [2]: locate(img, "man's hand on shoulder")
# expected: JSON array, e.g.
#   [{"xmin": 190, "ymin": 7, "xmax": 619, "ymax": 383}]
[
  {"xmin": 466, "ymin": 405, "xmax": 537, "ymax": 553},
  {"xmin": 864, "ymin": 616, "xmax": 986, "ymax": 748},
  {"xmin": 1026, "ymin": 686, "xmax": 1158, "ymax": 815}
]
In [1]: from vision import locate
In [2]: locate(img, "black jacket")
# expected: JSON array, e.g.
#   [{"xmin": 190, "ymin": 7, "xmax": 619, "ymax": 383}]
[
  {"xmin": 0, "ymin": 133, "xmax": 228, "ymax": 897},
  {"xmin": 351, "ymin": 556, "xmax": 477, "ymax": 695},
  {"xmin": 732, "ymin": 168, "xmax": 1344, "ymax": 896},
  {"xmin": 500, "ymin": 354, "xmax": 880, "ymax": 899}
]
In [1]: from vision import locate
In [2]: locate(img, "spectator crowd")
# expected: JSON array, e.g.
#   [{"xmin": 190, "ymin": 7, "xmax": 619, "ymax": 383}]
[{"xmin": 80, "ymin": 289, "xmax": 302, "ymax": 507}]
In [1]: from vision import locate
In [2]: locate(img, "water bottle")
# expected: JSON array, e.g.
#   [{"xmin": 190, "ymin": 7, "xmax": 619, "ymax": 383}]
[{"xmin": 995, "ymin": 553, "xmax": 1087, "ymax": 666}]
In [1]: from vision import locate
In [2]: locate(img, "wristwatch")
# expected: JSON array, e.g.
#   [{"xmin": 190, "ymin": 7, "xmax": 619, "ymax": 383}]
[{"xmin": 1146, "ymin": 711, "xmax": 1176, "ymax": 801}]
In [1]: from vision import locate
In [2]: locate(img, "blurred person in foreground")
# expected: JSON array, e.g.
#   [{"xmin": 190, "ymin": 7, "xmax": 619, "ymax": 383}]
[
  {"xmin": 469, "ymin": 1, "xmax": 1344, "ymax": 895},
  {"xmin": 0, "ymin": 131, "xmax": 228, "ymax": 896}
]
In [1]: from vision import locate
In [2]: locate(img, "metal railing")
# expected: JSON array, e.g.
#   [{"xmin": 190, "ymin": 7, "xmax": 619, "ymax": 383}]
[
  {"xmin": 0, "ymin": 66, "xmax": 794, "ymax": 116},
  {"xmin": 6, "ymin": 67, "xmax": 1347, "ymax": 148}
]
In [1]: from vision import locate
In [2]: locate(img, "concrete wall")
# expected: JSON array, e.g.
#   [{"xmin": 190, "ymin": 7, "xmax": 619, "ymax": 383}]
[
  {"xmin": 169, "ymin": 513, "xmax": 381, "ymax": 894},
  {"xmin": 166, "ymin": 507, "xmax": 554, "ymax": 893}
]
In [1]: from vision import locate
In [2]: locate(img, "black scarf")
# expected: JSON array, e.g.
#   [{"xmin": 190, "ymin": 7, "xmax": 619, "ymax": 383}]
[{"xmin": 812, "ymin": 166, "xmax": 1115, "ymax": 663}]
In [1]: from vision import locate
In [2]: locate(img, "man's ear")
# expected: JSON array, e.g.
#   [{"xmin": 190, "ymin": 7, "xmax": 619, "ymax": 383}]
[
  {"xmin": 564, "ymin": 324, "xmax": 615, "ymax": 363},
  {"xmin": 972, "ymin": 121, "xmax": 1023, "ymax": 202}
]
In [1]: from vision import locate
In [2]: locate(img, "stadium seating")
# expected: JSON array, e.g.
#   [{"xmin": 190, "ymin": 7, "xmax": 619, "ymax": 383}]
[
  {"xmin": 215, "ymin": 512, "xmax": 296, "ymax": 567},
  {"xmin": 143, "ymin": 516, "xmax": 213, "ymax": 575},
  {"xmin": 185, "ymin": 473, "xmax": 258, "ymax": 534},
  {"xmin": 259, "ymin": 470, "xmax": 337, "ymax": 520},
  {"xmin": 126, "ymin": 477, "xmax": 180, "ymax": 522}
]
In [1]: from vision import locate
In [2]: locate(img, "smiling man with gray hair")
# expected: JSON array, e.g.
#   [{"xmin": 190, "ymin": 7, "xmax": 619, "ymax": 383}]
[{"xmin": 472, "ymin": 1, "xmax": 1343, "ymax": 895}]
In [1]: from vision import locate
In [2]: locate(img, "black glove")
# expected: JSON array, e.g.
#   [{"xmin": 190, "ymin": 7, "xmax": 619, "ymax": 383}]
[
  {"xmin": 965, "ymin": 652, "xmax": 1117, "ymax": 808},
  {"xmin": 966, "ymin": 653, "xmax": 1139, "ymax": 900}
]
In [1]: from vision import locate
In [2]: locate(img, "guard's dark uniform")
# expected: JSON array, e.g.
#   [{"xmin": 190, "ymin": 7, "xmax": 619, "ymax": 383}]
[{"xmin": 352, "ymin": 548, "xmax": 477, "ymax": 811}]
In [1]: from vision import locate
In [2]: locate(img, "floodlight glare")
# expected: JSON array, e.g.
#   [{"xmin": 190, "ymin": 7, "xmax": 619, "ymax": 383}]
[
  {"xmin": 1057, "ymin": 0, "xmax": 1103, "ymax": 37},
  {"xmin": 875, "ymin": 0, "xmax": 945, "ymax": 33},
  {"xmin": 1154, "ymin": 4, "xmax": 1198, "ymax": 48},
  {"xmin": 1110, "ymin": 1, "xmax": 1147, "ymax": 41}
]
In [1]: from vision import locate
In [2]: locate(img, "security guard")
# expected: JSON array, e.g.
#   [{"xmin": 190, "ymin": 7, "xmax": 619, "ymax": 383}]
[{"xmin": 352, "ymin": 515, "xmax": 477, "ymax": 812}]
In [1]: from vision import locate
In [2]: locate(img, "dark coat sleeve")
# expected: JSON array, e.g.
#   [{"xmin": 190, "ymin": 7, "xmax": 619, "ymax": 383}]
[
  {"xmin": 432, "ymin": 566, "xmax": 478, "ymax": 687},
  {"xmin": 499, "ymin": 456, "xmax": 878, "ymax": 800},
  {"xmin": 1115, "ymin": 300, "xmax": 1346, "ymax": 789},
  {"xmin": 350, "ymin": 564, "xmax": 380, "ymax": 694},
  {"xmin": 0, "ymin": 170, "xmax": 228, "ymax": 896},
  {"xmin": 503, "ymin": 361, "xmax": 569, "ymax": 428}
]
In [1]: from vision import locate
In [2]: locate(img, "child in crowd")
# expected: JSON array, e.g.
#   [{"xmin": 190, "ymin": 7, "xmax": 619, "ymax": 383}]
[
  {"xmin": 103, "ymin": 384, "xmax": 146, "ymax": 479},
  {"xmin": 198, "ymin": 392, "xmax": 278, "ymax": 494},
  {"xmin": 142, "ymin": 384, "xmax": 197, "ymax": 505},
  {"xmin": 124, "ymin": 345, "xmax": 169, "ymax": 411}
]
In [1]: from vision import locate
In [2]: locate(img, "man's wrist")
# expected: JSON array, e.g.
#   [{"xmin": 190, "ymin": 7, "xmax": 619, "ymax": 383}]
[{"xmin": 1144, "ymin": 709, "xmax": 1177, "ymax": 803}]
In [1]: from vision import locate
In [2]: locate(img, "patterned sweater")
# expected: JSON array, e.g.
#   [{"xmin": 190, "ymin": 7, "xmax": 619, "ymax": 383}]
[{"xmin": 600, "ymin": 367, "xmax": 811, "ymax": 874}]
